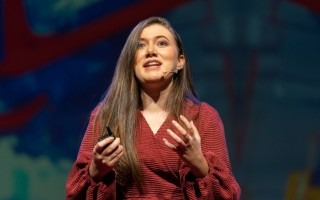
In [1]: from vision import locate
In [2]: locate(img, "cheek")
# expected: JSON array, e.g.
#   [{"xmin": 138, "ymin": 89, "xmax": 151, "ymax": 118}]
[
  {"xmin": 133, "ymin": 63, "xmax": 142, "ymax": 80},
  {"xmin": 134, "ymin": 68, "xmax": 143, "ymax": 83},
  {"xmin": 135, "ymin": 51, "xmax": 144, "ymax": 63},
  {"xmin": 163, "ymin": 48, "xmax": 179, "ymax": 60},
  {"xmin": 134, "ymin": 55, "xmax": 143, "ymax": 74},
  {"xmin": 133, "ymin": 64, "xmax": 139, "ymax": 75}
]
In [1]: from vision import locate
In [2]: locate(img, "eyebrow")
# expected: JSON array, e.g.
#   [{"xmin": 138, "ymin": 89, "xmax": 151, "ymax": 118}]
[{"xmin": 139, "ymin": 35, "xmax": 169, "ymax": 41}]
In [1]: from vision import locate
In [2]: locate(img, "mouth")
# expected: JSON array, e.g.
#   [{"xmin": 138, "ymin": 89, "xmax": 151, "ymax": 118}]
[{"xmin": 143, "ymin": 60, "xmax": 162, "ymax": 68}]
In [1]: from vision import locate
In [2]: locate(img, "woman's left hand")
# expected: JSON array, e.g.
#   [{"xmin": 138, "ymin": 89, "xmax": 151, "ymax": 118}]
[{"xmin": 163, "ymin": 115, "xmax": 209, "ymax": 178}]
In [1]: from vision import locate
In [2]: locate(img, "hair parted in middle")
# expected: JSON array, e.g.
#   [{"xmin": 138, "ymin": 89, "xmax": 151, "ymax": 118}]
[{"xmin": 94, "ymin": 16, "xmax": 198, "ymax": 187}]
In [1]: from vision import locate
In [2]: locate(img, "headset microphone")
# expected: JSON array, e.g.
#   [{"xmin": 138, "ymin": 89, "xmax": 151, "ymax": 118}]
[{"xmin": 163, "ymin": 69, "xmax": 178, "ymax": 78}]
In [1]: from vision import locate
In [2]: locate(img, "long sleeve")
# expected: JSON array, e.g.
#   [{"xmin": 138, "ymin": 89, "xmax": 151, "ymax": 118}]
[
  {"xmin": 65, "ymin": 106, "xmax": 117, "ymax": 200},
  {"xmin": 179, "ymin": 102, "xmax": 241, "ymax": 200}
]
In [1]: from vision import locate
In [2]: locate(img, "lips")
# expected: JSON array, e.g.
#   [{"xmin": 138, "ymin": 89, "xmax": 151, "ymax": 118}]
[{"xmin": 143, "ymin": 60, "xmax": 162, "ymax": 68}]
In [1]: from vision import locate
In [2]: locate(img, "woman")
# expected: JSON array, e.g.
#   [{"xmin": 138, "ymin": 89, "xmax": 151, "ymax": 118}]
[{"xmin": 66, "ymin": 16, "xmax": 241, "ymax": 199}]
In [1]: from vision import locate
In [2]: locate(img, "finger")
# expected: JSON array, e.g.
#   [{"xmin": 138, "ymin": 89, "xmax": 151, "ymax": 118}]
[
  {"xmin": 172, "ymin": 120, "xmax": 187, "ymax": 136},
  {"xmin": 101, "ymin": 151, "xmax": 124, "ymax": 167},
  {"xmin": 190, "ymin": 121, "xmax": 199, "ymax": 137},
  {"xmin": 100, "ymin": 144, "xmax": 123, "ymax": 166},
  {"xmin": 167, "ymin": 129, "xmax": 186, "ymax": 147},
  {"xmin": 108, "ymin": 151, "xmax": 124, "ymax": 166},
  {"xmin": 96, "ymin": 137, "xmax": 115, "ymax": 154},
  {"xmin": 180, "ymin": 115, "xmax": 194, "ymax": 136},
  {"xmin": 163, "ymin": 138, "xmax": 177, "ymax": 151},
  {"xmin": 106, "ymin": 145, "xmax": 124, "ymax": 163},
  {"xmin": 101, "ymin": 137, "xmax": 120, "ymax": 156},
  {"xmin": 171, "ymin": 120, "xmax": 190, "ymax": 142}
]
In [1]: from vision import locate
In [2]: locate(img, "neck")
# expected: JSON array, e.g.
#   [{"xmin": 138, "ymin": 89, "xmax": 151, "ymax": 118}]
[{"xmin": 140, "ymin": 82, "xmax": 172, "ymax": 112}]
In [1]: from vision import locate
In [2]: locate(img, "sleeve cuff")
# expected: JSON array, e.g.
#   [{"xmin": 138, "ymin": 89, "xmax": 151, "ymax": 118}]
[
  {"xmin": 179, "ymin": 152, "xmax": 217, "ymax": 185},
  {"xmin": 79, "ymin": 163, "xmax": 116, "ymax": 190}
]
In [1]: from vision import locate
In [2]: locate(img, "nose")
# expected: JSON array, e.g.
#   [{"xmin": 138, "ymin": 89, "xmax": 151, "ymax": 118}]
[{"xmin": 146, "ymin": 44, "xmax": 156, "ymax": 57}]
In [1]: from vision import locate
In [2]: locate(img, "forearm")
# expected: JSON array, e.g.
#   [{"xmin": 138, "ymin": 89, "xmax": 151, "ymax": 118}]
[
  {"xmin": 66, "ymin": 159, "xmax": 117, "ymax": 200},
  {"xmin": 66, "ymin": 105, "xmax": 117, "ymax": 199},
  {"xmin": 188, "ymin": 154, "xmax": 209, "ymax": 178},
  {"xmin": 179, "ymin": 152, "xmax": 240, "ymax": 200}
]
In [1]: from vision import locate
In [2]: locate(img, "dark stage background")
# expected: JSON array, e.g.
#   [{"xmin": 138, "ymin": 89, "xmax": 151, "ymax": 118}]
[{"xmin": 0, "ymin": 0, "xmax": 319, "ymax": 199}]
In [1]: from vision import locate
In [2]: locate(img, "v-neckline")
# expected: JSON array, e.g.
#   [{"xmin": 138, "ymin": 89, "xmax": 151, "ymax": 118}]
[{"xmin": 139, "ymin": 111, "xmax": 169, "ymax": 135}]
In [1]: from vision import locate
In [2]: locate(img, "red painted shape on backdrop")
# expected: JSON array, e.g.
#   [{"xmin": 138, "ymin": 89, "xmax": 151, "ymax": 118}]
[
  {"xmin": 289, "ymin": 0, "xmax": 320, "ymax": 13},
  {"xmin": 0, "ymin": 0, "xmax": 190, "ymax": 77},
  {"xmin": 0, "ymin": 0, "xmax": 190, "ymax": 131},
  {"xmin": 0, "ymin": 95, "xmax": 48, "ymax": 131}
]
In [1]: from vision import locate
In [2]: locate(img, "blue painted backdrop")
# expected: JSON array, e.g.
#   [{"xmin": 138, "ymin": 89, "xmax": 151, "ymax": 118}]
[{"xmin": 0, "ymin": 0, "xmax": 319, "ymax": 199}]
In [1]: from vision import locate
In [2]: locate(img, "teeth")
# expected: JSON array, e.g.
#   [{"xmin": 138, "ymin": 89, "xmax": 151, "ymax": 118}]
[{"xmin": 145, "ymin": 61, "xmax": 160, "ymax": 66}]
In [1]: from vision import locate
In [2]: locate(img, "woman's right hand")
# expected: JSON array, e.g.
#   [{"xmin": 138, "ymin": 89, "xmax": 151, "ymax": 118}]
[{"xmin": 89, "ymin": 137, "xmax": 124, "ymax": 181}]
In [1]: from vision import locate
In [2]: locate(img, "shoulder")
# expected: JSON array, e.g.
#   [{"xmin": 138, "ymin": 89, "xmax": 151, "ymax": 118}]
[
  {"xmin": 185, "ymin": 99, "xmax": 219, "ymax": 115},
  {"xmin": 90, "ymin": 102, "xmax": 103, "ymax": 117},
  {"xmin": 185, "ymin": 99, "xmax": 221, "ymax": 121},
  {"xmin": 198, "ymin": 102, "xmax": 222, "ymax": 125},
  {"xmin": 86, "ymin": 102, "xmax": 102, "ymax": 130},
  {"xmin": 199, "ymin": 102, "xmax": 220, "ymax": 116}
]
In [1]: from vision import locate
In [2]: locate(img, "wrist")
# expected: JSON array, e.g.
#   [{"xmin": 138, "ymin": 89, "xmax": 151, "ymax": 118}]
[
  {"xmin": 191, "ymin": 156, "xmax": 209, "ymax": 178},
  {"xmin": 89, "ymin": 161, "xmax": 108, "ymax": 181}
]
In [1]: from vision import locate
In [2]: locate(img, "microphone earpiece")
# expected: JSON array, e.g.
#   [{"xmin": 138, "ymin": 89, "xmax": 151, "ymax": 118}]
[{"xmin": 162, "ymin": 69, "xmax": 179, "ymax": 78}]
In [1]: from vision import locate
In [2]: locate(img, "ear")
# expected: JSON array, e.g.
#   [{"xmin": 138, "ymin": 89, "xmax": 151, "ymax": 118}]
[{"xmin": 177, "ymin": 54, "xmax": 185, "ymax": 70}]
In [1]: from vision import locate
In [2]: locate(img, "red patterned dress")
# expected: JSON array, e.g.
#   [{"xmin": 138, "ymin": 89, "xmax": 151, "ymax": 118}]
[{"xmin": 66, "ymin": 100, "xmax": 241, "ymax": 199}]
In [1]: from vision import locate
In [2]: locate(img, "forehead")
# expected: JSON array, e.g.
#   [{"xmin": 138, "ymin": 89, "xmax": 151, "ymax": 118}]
[{"xmin": 139, "ymin": 24, "xmax": 174, "ymax": 40}]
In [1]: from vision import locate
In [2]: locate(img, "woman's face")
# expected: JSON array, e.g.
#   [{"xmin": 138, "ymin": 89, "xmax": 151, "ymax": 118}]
[{"xmin": 134, "ymin": 24, "xmax": 185, "ymax": 88}]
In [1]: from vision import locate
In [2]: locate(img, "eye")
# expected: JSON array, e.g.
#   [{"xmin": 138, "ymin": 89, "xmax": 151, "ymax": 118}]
[
  {"xmin": 137, "ymin": 41, "xmax": 146, "ymax": 49},
  {"xmin": 157, "ymin": 41, "xmax": 168, "ymax": 47}
]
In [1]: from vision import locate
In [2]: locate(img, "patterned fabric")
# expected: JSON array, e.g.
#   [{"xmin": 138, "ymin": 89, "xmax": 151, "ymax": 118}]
[{"xmin": 66, "ymin": 100, "xmax": 241, "ymax": 199}]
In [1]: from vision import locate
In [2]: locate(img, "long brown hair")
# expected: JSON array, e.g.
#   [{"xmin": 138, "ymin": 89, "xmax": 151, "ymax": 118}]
[{"xmin": 94, "ymin": 16, "xmax": 198, "ymax": 187}]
